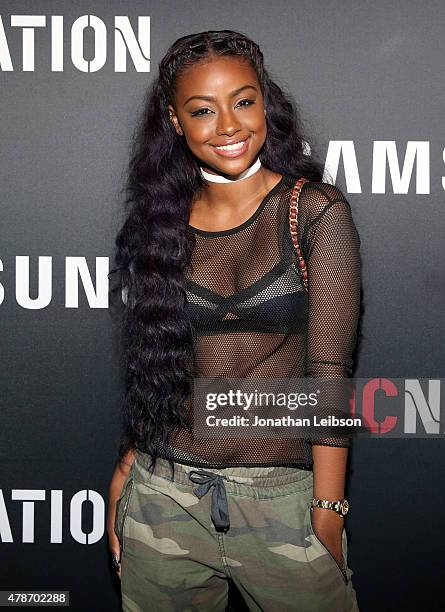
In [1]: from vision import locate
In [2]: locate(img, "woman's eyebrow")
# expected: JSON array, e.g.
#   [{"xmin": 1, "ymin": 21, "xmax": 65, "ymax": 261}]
[{"xmin": 184, "ymin": 85, "xmax": 258, "ymax": 106}]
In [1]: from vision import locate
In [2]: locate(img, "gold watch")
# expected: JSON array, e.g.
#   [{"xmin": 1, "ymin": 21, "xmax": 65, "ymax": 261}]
[{"xmin": 311, "ymin": 497, "xmax": 349, "ymax": 517}]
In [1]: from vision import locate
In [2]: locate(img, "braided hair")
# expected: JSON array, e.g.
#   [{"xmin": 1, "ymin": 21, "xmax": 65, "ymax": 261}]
[{"xmin": 110, "ymin": 30, "xmax": 324, "ymax": 477}]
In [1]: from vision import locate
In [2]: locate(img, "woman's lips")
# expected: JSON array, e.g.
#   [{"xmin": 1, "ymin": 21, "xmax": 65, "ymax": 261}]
[{"xmin": 211, "ymin": 137, "xmax": 250, "ymax": 158}]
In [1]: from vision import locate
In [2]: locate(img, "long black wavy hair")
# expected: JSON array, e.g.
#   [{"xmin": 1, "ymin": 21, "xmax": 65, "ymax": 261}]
[{"xmin": 110, "ymin": 30, "xmax": 325, "ymax": 476}]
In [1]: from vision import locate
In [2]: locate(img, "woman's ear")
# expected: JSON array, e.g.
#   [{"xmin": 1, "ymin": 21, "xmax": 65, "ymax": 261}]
[{"xmin": 167, "ymin": 105, "xmax": 183, "ymax": 136}]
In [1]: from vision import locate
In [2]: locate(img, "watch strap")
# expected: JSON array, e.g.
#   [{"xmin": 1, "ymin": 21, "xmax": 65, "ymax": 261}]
[{"xmin": 311, "ymin": 497, "xmax": 350, "ymax": 517}]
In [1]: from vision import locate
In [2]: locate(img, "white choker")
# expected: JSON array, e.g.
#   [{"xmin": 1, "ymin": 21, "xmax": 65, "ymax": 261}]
[{"xmin": 200, "ymin": 157, "xmax": 262, "ymax": 183}]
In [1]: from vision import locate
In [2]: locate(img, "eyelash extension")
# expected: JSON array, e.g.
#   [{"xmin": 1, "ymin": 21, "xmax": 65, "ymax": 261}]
[{"xmin": 190, "ymin": 98, "xmax": 255, "ymax": 117}]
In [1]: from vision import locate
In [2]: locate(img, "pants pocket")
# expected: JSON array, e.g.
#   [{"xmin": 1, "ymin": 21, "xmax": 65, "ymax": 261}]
[
  {"xmin": 307, "ymin": 505, "xmax": 349, "ymax": 585},
  {"xmin": 114, "ymin": 476, "xmax": 135, "ymax": 553}
]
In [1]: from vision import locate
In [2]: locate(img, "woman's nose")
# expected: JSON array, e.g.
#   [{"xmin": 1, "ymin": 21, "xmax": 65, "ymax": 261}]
[{"xmin": 216, "ymin": 109, "xmax": 241, "ymax": 136}]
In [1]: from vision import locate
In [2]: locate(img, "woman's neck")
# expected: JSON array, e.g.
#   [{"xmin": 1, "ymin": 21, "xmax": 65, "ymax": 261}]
[
  {"xmin": 189, "ymin": 167, "xmax": 283, "ymax": 230},
  {"xmin": 198, "ymin": 167, "xmax": 280, "ymax": 208},
  {"xmin": 200, "ymin": 158, "xmax": 262, "ymax": 183}
]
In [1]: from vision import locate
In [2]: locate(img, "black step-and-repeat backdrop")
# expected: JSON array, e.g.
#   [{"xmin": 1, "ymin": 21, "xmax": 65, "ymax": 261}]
[{"xmin": 1, "ymin": 1, "xmax": 444, "ymax": 610}]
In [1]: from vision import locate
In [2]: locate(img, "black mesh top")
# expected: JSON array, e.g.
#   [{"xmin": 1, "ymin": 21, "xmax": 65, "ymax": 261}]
[{"xmin": 162, "ymin": 174, "xmax": 361, "ymax": 470}]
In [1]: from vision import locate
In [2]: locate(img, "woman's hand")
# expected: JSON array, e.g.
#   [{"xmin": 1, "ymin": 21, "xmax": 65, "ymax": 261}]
[
  {"xmin": 310, "ymin": 507, "xmax": 344, "ymax": 568},
  {"xmin": 107, "ymin": 452, "xmax": 136, "ymax": 579},
  {"xmin": 107, "ymin": 510, "xmax": 122, "ymax": 579}
]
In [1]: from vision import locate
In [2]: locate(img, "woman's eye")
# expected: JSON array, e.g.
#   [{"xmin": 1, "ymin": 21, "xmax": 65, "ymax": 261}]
[
  {"xmin": 237, "ymin": 98, "xmax": 255, "ymax": 108},
  {"xmin": 190, "ymin": 108, "xmax": 212, "ymax": 117}
]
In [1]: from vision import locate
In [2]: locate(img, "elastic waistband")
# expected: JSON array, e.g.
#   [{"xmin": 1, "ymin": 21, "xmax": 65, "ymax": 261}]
[{"xmin": 133, "ymin": 450, "xmax": 313, "ymax": 497}]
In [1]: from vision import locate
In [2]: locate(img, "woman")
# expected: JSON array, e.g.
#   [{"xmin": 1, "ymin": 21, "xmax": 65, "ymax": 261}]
[{"xmin": 107, "ymin": 30, "xmax": 361, "ymax": 612}]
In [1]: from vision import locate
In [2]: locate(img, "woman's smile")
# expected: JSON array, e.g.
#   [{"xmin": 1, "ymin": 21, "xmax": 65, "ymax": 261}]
[{"xmin": 211, "ymin": 136, "xmax": 250, "ymax": 158}]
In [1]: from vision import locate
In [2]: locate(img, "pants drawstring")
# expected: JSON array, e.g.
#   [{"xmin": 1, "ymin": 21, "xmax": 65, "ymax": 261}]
[{"xmin": 188, "ymin": 470, "xmax": 230, "ymax": 533}]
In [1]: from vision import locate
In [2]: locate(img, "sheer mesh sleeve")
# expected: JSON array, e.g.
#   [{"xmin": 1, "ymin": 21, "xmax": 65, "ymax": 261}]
[{"xmin": 299, "ymin": 182, "xmax": 361, "ymax": 447}]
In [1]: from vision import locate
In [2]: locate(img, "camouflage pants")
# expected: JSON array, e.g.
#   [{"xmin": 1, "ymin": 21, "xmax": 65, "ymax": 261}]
[{"xmin": 114, "ymin": 450, "xmax": 360, "ymax": 612}]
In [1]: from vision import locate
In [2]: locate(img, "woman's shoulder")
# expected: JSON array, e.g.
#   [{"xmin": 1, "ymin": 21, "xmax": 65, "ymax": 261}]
[
  {"xmin": 299, "ymin": 178, "xmax": 348, "ymax": 202},
  {"xmin": 295, "ymin": 178, "xmax": 352, "ymax": 220}
]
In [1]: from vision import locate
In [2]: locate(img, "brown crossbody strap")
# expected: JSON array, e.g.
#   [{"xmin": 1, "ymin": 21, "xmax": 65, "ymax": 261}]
[{"xmin": 289, "ymin": 177, "xmax": 310, "ymax": 291}]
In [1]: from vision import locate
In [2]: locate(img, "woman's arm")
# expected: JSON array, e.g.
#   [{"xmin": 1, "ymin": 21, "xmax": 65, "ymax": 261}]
[
  {"xmin": 303, "ymin": 184, "xmax": 361, "ymax": 566},
  {"xmin": 311, "ymin": 446, "xmax": 348, "ymax": 566},
  {"xmin": 107, "ymin": 448, "xmax": 136, "ymax": 578}
]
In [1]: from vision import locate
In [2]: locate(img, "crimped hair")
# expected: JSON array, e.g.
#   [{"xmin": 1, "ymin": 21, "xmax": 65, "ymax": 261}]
[{"xmin": 110, "ymin": 30, "xmax": 325, "ymax": 477}]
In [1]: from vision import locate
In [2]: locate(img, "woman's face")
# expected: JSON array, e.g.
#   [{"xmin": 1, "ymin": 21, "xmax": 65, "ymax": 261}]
[{"xmin": 168, "ymin": 55, "xmax": 267, "ymax": 178}]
